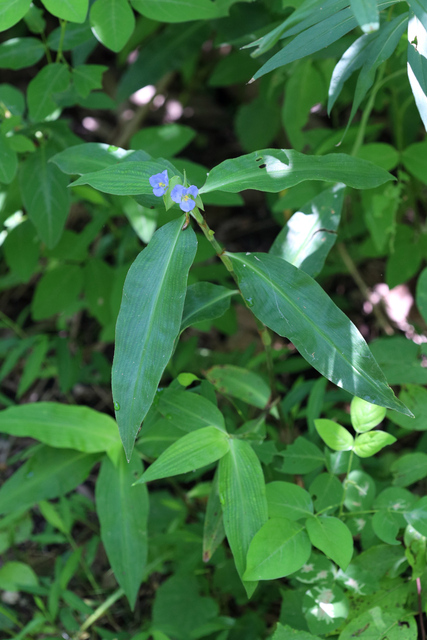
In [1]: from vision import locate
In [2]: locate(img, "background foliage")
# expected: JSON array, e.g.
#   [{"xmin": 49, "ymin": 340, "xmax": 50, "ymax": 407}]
[{"xmin": 1, "ymin": 0, "xmax": 427, "ymax": 639}]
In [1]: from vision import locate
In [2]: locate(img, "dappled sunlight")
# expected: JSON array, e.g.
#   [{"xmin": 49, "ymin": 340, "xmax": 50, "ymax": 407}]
[
  {"xmin": 263, "ymin": 153, "xmax": 291, "ymax": 178},
  {"xmin": 369, "ymin": 283, "xmax": 427, "ymax": 344}
]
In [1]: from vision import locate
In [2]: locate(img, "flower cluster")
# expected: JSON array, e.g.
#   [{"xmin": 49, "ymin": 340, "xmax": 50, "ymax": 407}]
[{"xmin": 149, "ymin": 170, "xmax": 198, "ymax": 213}]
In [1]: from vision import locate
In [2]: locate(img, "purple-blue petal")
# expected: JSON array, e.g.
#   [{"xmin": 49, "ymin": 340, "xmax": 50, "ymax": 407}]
[
  {"xmin": 180, "ymin": 198, "xmax": 196, "ymax": 212},
  {"xmin": 187, "ymin": 185, "xmax": 198, "ymax": 198},
  {"xmin": 171, "ymin": 184, "xmax": 185, "ymax": 203},
  {"xmin": 153, "ymin": 186, "xmax": 166, "ymax": 197}
]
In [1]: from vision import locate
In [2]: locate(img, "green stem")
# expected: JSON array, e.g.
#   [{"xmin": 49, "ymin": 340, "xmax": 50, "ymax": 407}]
[
  {"xmin": 351, "ymin": 64, "xmax": 386, "ymax": 157},
  {"xmin": 190, "ymin": 208, "xmax": 284, "ymax": 420},
  {"xmin": 339, "ymin": 449, "xmax": 354, "ymax": 517},
  {"xmin": 55, "ymin": 20, "xmax": 67, "ymax": 63},
  {"xmin": 75, "ymin": 587, "xmax": 124, "ymax": 635},
  {"xmin": 0, "ymin": 310, "xmax": 27, "ymax": 339}
]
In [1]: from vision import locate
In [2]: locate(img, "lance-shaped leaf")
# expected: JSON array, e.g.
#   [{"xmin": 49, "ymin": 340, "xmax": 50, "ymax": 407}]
[
  {"xmin": 226, "ymin": 252, "xmax": 412, "ymax": 417},
  {"xmin": 70, "ymin": 159, "xmax": 182, "ymax": 195},
  {"xmin": 134, "ymin": 427, "xmax": 230, "ymax": 484},
  {"xmin": 350, "ymin": 0, "xmax": 379, "ymax": 33},
  {"xmin": 269, "ymin": 184, "xmax": 344, "ymax": 277},
  {"xmin": 344, "ymin": 13, "xmax": 408, "ymax": 135},
  {"xmin": 203, "ymin": 469, "xmax": 225, "ymax": 562},
  {"xmin": 51, "ymin": 143, "xmax": 140, "ymax": 175},
  {"xmin": 96, "ymin": 450, "xmax": 149, "ymax": 610},
  {"xmin": 408, "ymin": 12, "xmax": 427, "ymax": 131},
  {"xmin": 218, "ymin": 438, "xmax": 268, "ymax": 597},
  {"xmin": 180, "ymin": 282, "xmax": 236, "ymax": 333},
  {"xmin": 199, "ymin": 149, "xmax": 393, "ymax": 195},
  {"xmin": 328, "ymin": 33, "xmax": 374, "ymax": 114},
  {"xmin": 112, "ymin": 216, "xmax": 197, "ymax": 460}
]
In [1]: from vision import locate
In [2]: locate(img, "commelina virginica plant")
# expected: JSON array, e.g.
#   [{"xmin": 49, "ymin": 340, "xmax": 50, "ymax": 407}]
[{"xmin": 0, "ymin": 1, "xmax": 427, "ymax": 639}]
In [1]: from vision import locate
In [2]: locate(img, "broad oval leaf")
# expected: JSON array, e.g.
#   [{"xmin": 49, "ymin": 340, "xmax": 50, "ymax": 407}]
[
  {"xmin": 350, "ymin": 396, "xmax": 386, "ymax": 433},
  {"xmin": 315, "ymin": 419, "xmax": 354, "ymax": 451},
  {"xmin": 0, "ymin": 402, "xmax": 120, "ymax": 454},
  {"xmin": 27, "ymin": 63, "xmax": 70, "ymax": 122},
  {"xmin": 51, "ymin": 143, "xmax": 135, "ymax": 175},
  {"xmin": 218, "ymin": 438, "xmax": 268, "ymax": 597},
  {"xmin": 281, "ymin": 437, "xmax": 325, "ymax": 474},
  {"xmin": 244, "ymin": 517, "xmax": 311, "ymax": 581},
  {"xmin": 131, "ymin": 0, "xmax": 245, "ymax": 22},
  {"xmin": 90, "ymin": 0, "xmax": 135, "ymax": 52},
  {"xmin": 266, "ymin": 481, "xmax": 314, "ymax": 521},
  {"xmin": 270, "ymin": 184, "xmax": 344, "ymax": 277},
  {"xmin": 112, "ymin": 216, "xmax": 197, "ymax": 460},
  {"xmin": 391, "ymin": 453, "xmax": 427, "ymax": 487},
  {"xmin": 206, "ymin": 364, "xmax": 271, "ymax": 409},
  {"xmin": 0, "ymin": 37, "xmax": 45, "ymax": 70},
  {"xmin": 135, "ymin": 426, "xmax": 230, "ymax": 484},
  {"xmin": 339, "ymin": 607, "xmax": 417, "ymax": 640},
  {"xmin": 200, "ymin": 149, "xmax": 393, "ymax": 194},
  {"xmin": 227, "ymin": 252, "xmax": 411, "ymax": 417},
  {"xmin": 305, "ymin": 516, "xmax": 353, "ymax": 570},
  {"xmin": 0, "ymin": 0, "xmax": 32, "ymax": 31},
  {"xmin": 404, "ymin": 496, "xmax": 427, "ymax": 537},
  {"xmin": 96, "ymin": 450, "xmax": 149, "ymax": 609},
  {"xmin": 353, "ymin": 430, "xmax": 396, "ymax": 458},
  {"xmin": 41, "ymin": 0, "xmax": 88, "ymax": 22}
]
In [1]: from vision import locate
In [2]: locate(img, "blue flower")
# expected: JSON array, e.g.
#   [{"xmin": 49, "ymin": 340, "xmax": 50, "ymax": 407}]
[
  {"xmin": 170, "ymin": 184, "xmax": 198, "ymax": 213},
  {"xmin": 149, "ymin": 170, "xmax": 169, "ymax": 197}
]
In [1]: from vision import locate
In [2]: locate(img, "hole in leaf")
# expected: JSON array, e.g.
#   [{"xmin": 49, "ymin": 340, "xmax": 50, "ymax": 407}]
[
  {"xmin": 258, "ymin": 163, "xmax": 266, "ymax": 169},
  {"xmin": 255, "ymin": 157, "xmax": 262, "ymax": 161}
]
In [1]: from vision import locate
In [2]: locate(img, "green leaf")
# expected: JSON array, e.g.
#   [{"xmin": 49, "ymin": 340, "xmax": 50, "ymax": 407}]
[
  {"xmin": 351, "ymin": 396, "xmax": 386, "ymax": 433},
  {"xmin": 70, "ymin": 159, "xmax": 182, "ymax": 194},
  {"xmin": 96, "ymin": 450, "xmax": 148, "ymax": 609},
  {"xmin": 41, "ymin": 0, "xmax": 88, "ymax": 22},
  {"xmin": 136, "ymin": 427, "xmax": 230, "ymax": 484},
  {"xmin": 218, "ymin": 438, "xmax": 268, "ymax": 597},
  {"xmin": 203, "ymin": 469, "xmax": 225, "ymax": 562},
  {"xmin": 0, "ymin": 402, "xmax": 120, "ymax": 454},
  {"xmin": 17, "ymin": 335, "xmax": 49, "ymax": 398},
  {"xmin": 72, "ymin": 64, "xmax": 107, "ymax": 98},
  {"xmin": 315, "ymin": 419, "xmax": 354, "ymax": 451},
  {"xmin": 84, "ymin": 258, "xmax": 114, "ymax": 326},
  {"xmin": 281, "ymin": 437, "xmax": 325, "ymax": 474},
  {"xmin": 112, "ymin": 217, "xmax": 197, "ymax": 460},
  {"xmin": 328, "ymin": 33, "xmax": 373, "ymax": 114},
  {"xmin": 0, "ymin": 561, "xmax": 38, "ymax": 591},
  {"xmin": 27, "ymin": 63, "xmax": 70, "ymax": 122},
  {"xmin": 180, "ymin": 282, "xmax": 236, "ymax": 333},
  {"xmin": 402, "ymin": 140, "xmax": 427, "ymax": 185},
  {"xmin": 270, "ymin": 184, "xmax": 344, "ymax": 277},
  {"xmin": 344, "ymin": 470, "xmax": 375, "ymax": 511},
  {"xmin": 227, "ymin": 252, "xmax": 410, "ymax": 417},
  {"xmin": 3, "ymin": 220, "xmax": 39, "ymax": 282},
  {"xmin": 305, "ymin": 516, "xmax": 353, "ymax": 570},
  {"xmin": 200, "ymin": 149, "xmax": 393, "ymax": 194},
  {"xmin": 388, "ymin": 385, "xmax": 427, "ymax": 431},
  {"xmin": 0, "ymin": 446, "xmax": 99, "ymax": 515},
  {"xmin": 350, "ymin": 0, "xmax": 379, "ymax": 33},
  {"xmin": 417, "ymin": 267, "xmax": 427, "ymax": 324},
  {"xmin": 32, "ymin": 264, "xmax": 83, "ymax": 319},
  {"xmin": 353, "ymin": 430, "xmax": 396, "ymax": 457},
  {"xmin": 0, "ymin": 0, "xmax": 31, "ymax": 31},
  {"xmin": 408, "ymin": 0, "xmax": 427, "ymax": 31},
  {"xmin": 405, "ymin": 496, "xmax": 427, "ymax": 537},
  {"xmin": 273, "ymin": 624, "xmax": 322, "ymax": 640},
  {"xmin": 0, "ymin": 37, "xmax": 45, "ymax": 69},
  {"xmin": 339, "ymin": 607, "xmax": 417, "ymax": 640},
  {"xmin": 0, "ymin": 133, "xmax": 17, "ymax": 184},
  {"xmin": 391, "ymin": 453, "xmax": 427, "ymax": 487},
  {"xmin": 372, "ymin": 510, "xmax": 401, "ymax": 545},
  {"xmin": 157, "ymin": 388, "xmax": 226, "ymax": 433},
  {"xmin": 236, "ymin": 97, "xmax": 280, "ymax": 153},
  {"xmin": 370, "ymin": 336, "xmax": 427, "ymax": 385},
  {"xmin": 130, "ymin": 0, "xmax": 246, "ymax": 21},
  {"xmin": 244, "ymin": 517, "xmax": 311, "ymax": 581},
  {"xmin": 51, "ymin": 143, "xmax": 133, "ymax": 175},
  {"xmin": 206, "ymin": 365, "xmax": 271, "ymax": 409},
  {"xmin": 90, "ymin": 0, "xmax": 135, "ymax": 52},
  {"xmin": 309, "ymin": 473, "xmax": 343, "ymax": 514},
  {"xmin": 303, "ymin": 583, "xmax": 349, "ymax": 636},
  {"xmin": 266, "ymin": 481, "xmax": 314, "ymax": 521},
  {"xmin": 345, "ymin": 14, "xmax": 408, "ymax": 133},
  {"xmin": 20, "ymin": 145, "xmax": 70, "ymax": 248},
  {"xmin": 253, "ymin": 6, "xmax": 359, "ymax": 80},
  {"xmin": 408, "ymin": 14, "xmax": 427, "ymax": 131},
  {"xmin": 131, "ymin": 124, "xmax": 196, "ymax": 157},
  {"xmin": 357, "ymin": 143, "xmax": 399, "ymax": 171}
]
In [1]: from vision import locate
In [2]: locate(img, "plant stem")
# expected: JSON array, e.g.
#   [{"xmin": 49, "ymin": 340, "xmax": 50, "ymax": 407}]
[
  {"xmin": 417, "ymin": 577, "xmax": 426, "ymax": 640},
  {"xmin": 55, "ymin": 20, "xmax": 67, "ymax": 63},
  {"xmin": 351, "ymin": 64, "xmax": 386, "ymax": 158},
  {"xmin": 0, "ymin": 310, "xmax": 27, "ymax": 339},
  {"xmin": 336, "ymin": 243, "xmax": 394, "ymax": 335},
  {"xmin": 75, "ymin": 587, "xmax": 124, "ymax": 636},
  {"xmin": 339, "ymin": 449, "xmax": 354, "ymax": 517},
  {"xmin": 190, "ymin": 209, "xmax": 284, "ymax": 419}
]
